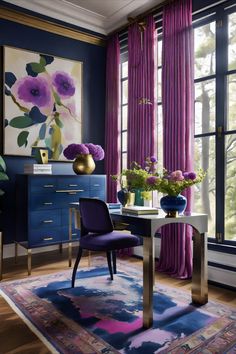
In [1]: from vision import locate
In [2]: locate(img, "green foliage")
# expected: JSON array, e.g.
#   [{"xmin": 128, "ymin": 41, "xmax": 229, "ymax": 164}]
[
  {"xmin": 111, "ymin": 161, "xmax": 149, "ymax": 191},
  {"xmin": 0, "ymin": 155, "xmax": 9, "ymax": 196}
]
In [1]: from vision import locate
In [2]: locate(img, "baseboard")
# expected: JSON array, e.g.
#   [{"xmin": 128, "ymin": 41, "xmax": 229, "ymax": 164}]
[{"xmin": 3, "ymin": 242, "xmax": 78, "ymax": 259}]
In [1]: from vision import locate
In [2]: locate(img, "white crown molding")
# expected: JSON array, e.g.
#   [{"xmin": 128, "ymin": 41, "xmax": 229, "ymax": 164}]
[
  {"xmin": 3, "ymin": 0, "xmax": 107, "ymax": 34},
  {"xmin": 3, "ymin": 0, "xmax": 164, "ymax": 35}
]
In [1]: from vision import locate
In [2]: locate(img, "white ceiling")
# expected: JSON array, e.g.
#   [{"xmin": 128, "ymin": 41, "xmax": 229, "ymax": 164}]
[{"xmin": 3, "ymin": 0, "xmax": 164, "ymax": 35}]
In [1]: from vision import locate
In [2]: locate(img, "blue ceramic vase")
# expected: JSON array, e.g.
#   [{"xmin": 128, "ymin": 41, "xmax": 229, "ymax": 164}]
[
  {"xmin": 160, "ymin": 194, "xmax": 187, "ymax": 217},
  {"xmin": 117, "ymin": 189, "xmax": 129, "ymax": 206}
]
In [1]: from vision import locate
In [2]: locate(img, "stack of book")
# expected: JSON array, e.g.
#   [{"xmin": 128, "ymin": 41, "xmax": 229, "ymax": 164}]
[
  {"xmin": 122, "ymin": 206, "xmax": 159, "ymax": 215},
  {"xmin": 24, "ymin": 164, "xmax": 52, "ymax": 174},
  {"xmin": 107, "ymin": 203, "xmax": 121, "ymax": 209}
]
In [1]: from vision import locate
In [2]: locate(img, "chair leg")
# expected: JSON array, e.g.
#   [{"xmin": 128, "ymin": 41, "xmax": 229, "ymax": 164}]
[
  {"xmin": 112, "ymin": 250, "xmax": 117, "ymax": 274},
  {"xmin": 106, "ymin": 251, "xmax": 113, "ymax": 280},
  {"xmin": 71, "ymin": 247, "xmax": 83, "ymax": 288}
]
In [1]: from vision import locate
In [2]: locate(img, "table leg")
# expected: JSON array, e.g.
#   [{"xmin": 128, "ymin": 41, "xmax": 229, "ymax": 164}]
[
  {"xmin": 143, "ymin": 236, "xmax": 155, "ymax": 328},
  {"xmin": 68, "ymin": 242, "xmax": 72, "ymax": 267},
  {"xmin": 27, "ymin": 249, "xmax": 32, "ymax": 276},
  {"xmin": 59, "ymin": 244, "xmax": 63, "ymax": 254},
  {"xmin": 15, "ymin": 242, "xmax": 18, "ymax": 264},
  {"xmin": 0, "ymin": 232, "xmax": 3, "ymax": 281},
  {"xmin": 192, "ymin": 231, "xmax": 208, "ymax": 304}
]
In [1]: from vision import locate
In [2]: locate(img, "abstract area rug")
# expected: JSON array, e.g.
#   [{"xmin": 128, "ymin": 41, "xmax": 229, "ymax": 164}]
[{"xmin": 0, "ymin": 258, "xmax": 236, "ymax": 354}]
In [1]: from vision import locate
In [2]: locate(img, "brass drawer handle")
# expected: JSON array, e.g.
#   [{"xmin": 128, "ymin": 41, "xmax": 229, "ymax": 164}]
[
  {"xmin": 43, "ymin": 184, "xmax": 54, "ymax": 188},
  {"xmin": 72, "ymin": 233, "xmax": 77, "ymax": 236},
  {"xmin": 68, "ymin": 184, "xmax": 78, "ymax": 187},
  {"xmin": 56, "ymin": 189, "xmax": 84, "ymax": 193},
  {"xmin": 43, "ymin": 220, "xmax": 53, "ymax": 223},
  {"xmin": 43, "ymin": 237, "xmax": 53, "ymax": 241},
  {"xmin": 44, "ymin": 202, "xmax": 53, "ymax": 205},
  {"xmin": 93, "ymin": 184, "xmax": 100, "ymax": 186}
]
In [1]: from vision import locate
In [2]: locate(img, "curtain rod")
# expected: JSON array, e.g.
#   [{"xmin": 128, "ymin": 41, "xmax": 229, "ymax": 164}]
[{"xmin": 108, "ymin": 0, "xmax": 170, "ymax": 36}]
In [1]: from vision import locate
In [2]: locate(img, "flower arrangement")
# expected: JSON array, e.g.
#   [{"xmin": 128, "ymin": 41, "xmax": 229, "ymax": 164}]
[
  {"xmin": 63, "ymin": 143, "xmax": 104, "ymax": 161},
  {"xmin": 112, "ymin": 156, "xmax": 206, "ymax": 197},
  {"xmin": 146, "ymin": 168, "xmax": 206, "ymax": 196},
  {"xmin": 111, "ymin": 156, "xmax": 157, "ymax": 191}
]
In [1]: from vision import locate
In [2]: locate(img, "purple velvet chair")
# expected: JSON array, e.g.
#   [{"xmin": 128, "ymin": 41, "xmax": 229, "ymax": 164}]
[{"xmin": 71, "ymin": 198, "xmax": 140, "ymax": 287}]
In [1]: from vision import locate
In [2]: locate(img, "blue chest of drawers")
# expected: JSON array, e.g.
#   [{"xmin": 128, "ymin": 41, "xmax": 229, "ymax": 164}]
[{"xmin": 15, "ymin": 174, "xmax": 106, "ymax": 274}]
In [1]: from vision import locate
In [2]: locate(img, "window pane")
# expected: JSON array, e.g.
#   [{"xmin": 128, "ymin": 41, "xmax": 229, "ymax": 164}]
[
  {"xmin": 194, "ymin": 79, "xmax": 215, "ymax": 134},
  {"xmin": 158, "ymin": 40, "xmax": 162, "ymax": 67},
  {"xmin": 194, "ymin": 22, "xmax": 216, "ymax": 79},
  {"xmin": 122, "ymin": 105, "xmax": 127, "ymax": 130},
  {"xmin": 122, "ymin": 131, "xmax": 127, "ymax": 152},
  {"xmin": 158, "ymin": 68, "xmax": 162, "ymax": 103},
  {"xmin": 122, "ymin": 80, "xmax": 128, "ymax": 104},
  {"xmin": 225, "ymin": 134, "xmax": 236, "ymax": 241},
  {"xmin": 122, "ymin": 152, "xmax": 127, "ymax": 170},
  {"xmin": 227, "ymin": 74, "xmax": 236, "ymax": 131},
  {"xmin": 157, "ymin": 105, "xmax": 163, "ymax": 170},
  {"xmin": 194, "ymin": 136, "xmax": 215, "ymax": 237},
  {"xmin": 122, "ymin": 61, "xmax": 128, "ymax": 78},
  {"xmin": 228, "ymin": 13, "xmax": 236, "ymax": 71}
]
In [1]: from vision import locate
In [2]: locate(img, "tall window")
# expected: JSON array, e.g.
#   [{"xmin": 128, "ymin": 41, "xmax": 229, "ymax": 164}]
[
  {"xmin": 157, "ymin": 39, "xmax": 163, "ymax": 170},
  {"xmin": 193, "ymin": 1, "xmax": 236, "ymax": 244},
  {"xmin": 121, "ymin": 61, "xmax": 128, "ymax": 170},
  {"xmin": 119, "ymin": 1, "xmax": 236, "ymax": 245}
]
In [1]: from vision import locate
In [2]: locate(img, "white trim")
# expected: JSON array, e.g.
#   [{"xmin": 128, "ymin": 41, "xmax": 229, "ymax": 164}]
[
  {"xmin": 208, "ymin": 266, "xmax": 236, "ymax": 288},
  {"xmin": 3, "ymin": 243, "xmax": 78, "ymax": 259},
  {"xmin": 0, "ymin": 289, "xmax": 59, "ymax": 354},
  {"xmin": 3, "ymin": 0, "xmax": 107, "ymax": 34}
]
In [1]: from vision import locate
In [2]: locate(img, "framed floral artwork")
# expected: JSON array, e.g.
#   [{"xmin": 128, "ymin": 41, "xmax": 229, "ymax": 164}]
[{"xmin": 2, "ymin": 46, "xmax": 83, "ymax": 161}]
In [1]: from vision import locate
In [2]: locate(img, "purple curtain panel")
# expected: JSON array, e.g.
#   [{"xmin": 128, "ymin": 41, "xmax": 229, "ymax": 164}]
[
  {"xmin": 105, "ymin": 34, "xmax": 120, "ymax": 202},
  {"xmin": 157, "ymin": 0, "xmax": 194, "ymax": 279}
]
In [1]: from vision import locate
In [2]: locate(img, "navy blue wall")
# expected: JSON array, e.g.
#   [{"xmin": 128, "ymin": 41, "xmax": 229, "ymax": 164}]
[{"xmin": 0, "ymin": 4, "xmax": 107, "ymax": 243}]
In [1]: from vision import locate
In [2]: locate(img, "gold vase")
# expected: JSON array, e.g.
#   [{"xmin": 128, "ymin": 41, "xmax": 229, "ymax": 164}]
[
  {"xmin": 73, "ymin": 154, "xmax": 95, "ymax": 175},
  {"xmin": 126, "ymin": 192, "xmax": 135, "ymax": 206}
]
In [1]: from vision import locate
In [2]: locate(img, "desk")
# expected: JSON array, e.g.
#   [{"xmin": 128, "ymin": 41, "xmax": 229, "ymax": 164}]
[{"xmin": 69, "ymin": 204, "xmax": 208, "ymax": 329}]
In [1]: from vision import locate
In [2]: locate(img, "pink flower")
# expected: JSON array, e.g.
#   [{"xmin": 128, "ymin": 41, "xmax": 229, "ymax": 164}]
[{"xmin": 170, "ymin": 170, "xmax": 184, "ymax": 181}]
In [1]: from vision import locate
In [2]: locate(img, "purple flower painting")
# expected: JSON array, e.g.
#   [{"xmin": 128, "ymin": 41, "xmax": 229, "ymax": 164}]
[{"xmin": 3, "ymin": 46, "xmax": 82, "ymax": 161}]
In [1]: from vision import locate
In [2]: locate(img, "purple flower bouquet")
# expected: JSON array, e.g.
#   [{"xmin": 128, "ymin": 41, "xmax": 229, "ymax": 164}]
[{"xmin": 63, "ymin": 143, "xmax": 104, "ymax": 161}]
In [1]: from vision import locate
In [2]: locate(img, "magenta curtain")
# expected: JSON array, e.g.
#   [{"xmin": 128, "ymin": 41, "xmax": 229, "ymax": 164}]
[
  {"xmin": 127, "ymin": 16, "xmax": 156, "ymax": 166},
  {"xmin": 157, "ymin": 0, "xmax": 194, "ymax": 278},
  {"xmin": 105, "ymin": 34, "xmax": 120, "ymax": 202}
]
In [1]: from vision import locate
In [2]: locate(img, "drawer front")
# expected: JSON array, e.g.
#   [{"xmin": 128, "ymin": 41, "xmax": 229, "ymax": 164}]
[
  {"xmin": 90, "ymin": 176, "xmax": 106, "ymax": 190},
  {"xmin": 57, "ymin": 177, "xmax": 89, "ymax": 191},
  {"xmin": 29, "ymin": 176, "xmax": 56, "ymax": 193},
  {"xmin": 89, "ymin": 190, "xmax": 106, "ymax": 201},
  {"xmin": 30, "ymin": 194, "xmax": 58, "ymax": 211},
  {"xmin": 56, "ymin": 191, "xmax": 90, "ymax": 208},
  {"xmin": 30, "ymin": 211, "xmax": 61, "ymax": 229},
  {"xmin": 28, "ymin": 227, "xmax": 61, "ymax": 247}
]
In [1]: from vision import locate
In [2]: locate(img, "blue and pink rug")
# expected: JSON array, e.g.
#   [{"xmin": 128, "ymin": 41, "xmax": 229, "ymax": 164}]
[{"xmin": 0, "ymin": 257, "xmax": 236, "ymax": 353}]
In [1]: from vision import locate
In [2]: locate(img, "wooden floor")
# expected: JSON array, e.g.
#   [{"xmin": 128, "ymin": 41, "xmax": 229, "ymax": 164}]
[{"xmin": 0, "ymin": 248, "xmax": 236, "ymax": 354}]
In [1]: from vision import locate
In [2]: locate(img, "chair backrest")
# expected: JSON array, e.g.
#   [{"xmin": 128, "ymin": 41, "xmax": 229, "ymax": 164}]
[{"xmin": 79, "ymin": 198, "xmax": 114, "ymax": 234}]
